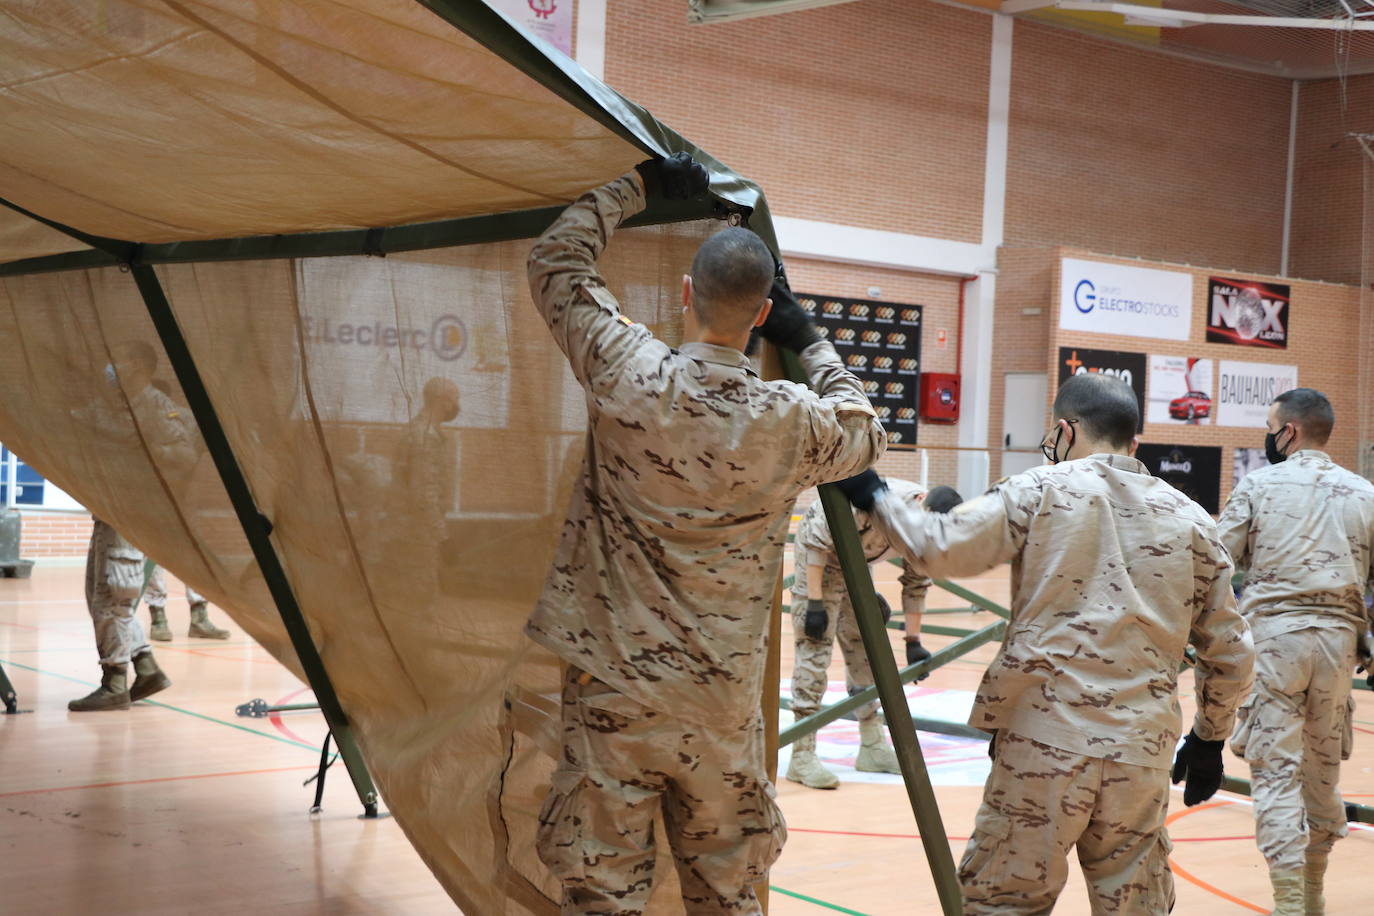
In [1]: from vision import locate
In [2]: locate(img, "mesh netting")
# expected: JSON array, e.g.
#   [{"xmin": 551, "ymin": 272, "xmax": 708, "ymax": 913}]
[{"xmin": 0, "ymin": 219, "xmax": 718, "ymax": 914}]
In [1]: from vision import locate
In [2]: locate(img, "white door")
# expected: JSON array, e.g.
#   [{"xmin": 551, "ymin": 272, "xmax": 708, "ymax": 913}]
[{"xmin": 1001, "ymin": 373, "xmax": 1048, "ymax": 478}]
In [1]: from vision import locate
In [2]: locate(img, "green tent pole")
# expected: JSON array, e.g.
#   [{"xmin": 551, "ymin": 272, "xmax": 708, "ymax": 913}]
[
  {"xmin": 125, "ymin": 263, "xmax": 380, "ymax": 817},
  {"xmin": 779, "ymin": 348, "xmax": 963, "ymax": 916}
]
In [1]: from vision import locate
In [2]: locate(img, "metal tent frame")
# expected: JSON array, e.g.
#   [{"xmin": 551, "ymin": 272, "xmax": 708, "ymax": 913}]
[{"xmin": 0, "ymin": 1, "xmax": 964, "ymax": 911}]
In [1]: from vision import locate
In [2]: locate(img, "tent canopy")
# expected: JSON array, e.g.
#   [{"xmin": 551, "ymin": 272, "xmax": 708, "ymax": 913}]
[{"xmin": 0, "ymin": 3, "xmax": 773, "ymax": 913}]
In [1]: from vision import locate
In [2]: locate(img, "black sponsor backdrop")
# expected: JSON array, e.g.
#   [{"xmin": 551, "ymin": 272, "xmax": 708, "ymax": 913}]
[
  {"xmin": 798, "ymin": 293, "xmax": 922, "ymax": 448},
  {"xmin": 1206, "ymin": 277, "xmax": 1290, "ymax": 349},
  {"xmin": 1056, "ymin": 347, "xmax": 1146, "ymax": 433},
  {"xmin": 1136, "ymin": 443, "xmax": 1222, "ymax": 514}
]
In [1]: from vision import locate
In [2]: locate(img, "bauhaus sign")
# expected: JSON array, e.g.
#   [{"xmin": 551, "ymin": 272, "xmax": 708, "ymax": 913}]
[
  {"xmin": 1206, "ymin": 277, "xmax": 1289, "ymax": 349},
  {"xmin": 1059, "ymin": 258, "xmax": 1193, "ymax": 341}
]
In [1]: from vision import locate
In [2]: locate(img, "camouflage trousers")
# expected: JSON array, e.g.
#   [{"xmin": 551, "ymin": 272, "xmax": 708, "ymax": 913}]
[
  {"xmin": 145, "ymin": 565, "xmax": 205, "ymax": 611},
  {"xmin": 960, "ymin": 731, "xmax": 1175, "ymax": 915},
  {"xmin": 789, "ymin": 565, "xmax": 879, "ymax": 723},
  {"xmin": 1231, "ymin": 626, "xmax": 1356, "ymax": 872},
  {"xmin": 537, "ymin": 667, "xmax": 786, "ymax": 915},
  {"xmin": 85, "ymin": 521, "xmax": 149, "ymax": 666}
]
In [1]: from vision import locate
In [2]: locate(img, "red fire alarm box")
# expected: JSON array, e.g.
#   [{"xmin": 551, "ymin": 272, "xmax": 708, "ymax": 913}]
[{"xmin": 919, "ymin": 372, "xmax": 961, "ymax": 422}]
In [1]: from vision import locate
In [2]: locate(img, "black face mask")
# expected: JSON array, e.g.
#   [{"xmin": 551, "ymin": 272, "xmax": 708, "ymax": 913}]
[
  {"xmin": 1041, "ymin": 420, "xmax": 1078, "ymax": 465},
  {"xmin": 1264, "ymin": 426, "xmax": 1293, "ymax": 464}
]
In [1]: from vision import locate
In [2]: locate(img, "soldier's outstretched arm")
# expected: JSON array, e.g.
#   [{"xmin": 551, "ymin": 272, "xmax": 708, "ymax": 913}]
[
  {"xmin": 1187, "ymin": 537, "xmax": 1255, "ymax": 741},
  {"xmin": 1214, "ymin": 476, "xmax": 1254, "ymax": 571},
  {"xmin": 526, "ymin": 172, "xmax": 657, "ymax": 391},
  {"xmin": 861, "ymin": 479, "xmax": 1033, "ymax": 579}
]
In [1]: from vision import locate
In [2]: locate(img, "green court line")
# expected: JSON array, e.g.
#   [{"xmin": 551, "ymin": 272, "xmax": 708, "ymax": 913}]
[
  {"xmin": 769, "ymin": 886, "xmax": 871, "ymax": 916},
  {"xmin": 0, "ymin": 642, "xmax": 260, "ymax": 654},
  {"xmin": 0, "ymin": 657, "xmax": 318, "ymax": 752}
]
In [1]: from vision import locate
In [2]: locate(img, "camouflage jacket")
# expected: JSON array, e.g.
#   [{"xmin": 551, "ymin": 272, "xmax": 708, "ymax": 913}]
[
  {"xmin": 525, "ymin": 173, "xmax": 885, "ymax": 726},
  {"xmin": 793, "ymin": 477, "xmax": 931, "ymax": 615},
  {"xmin": 869, "ymin": 453, "xmax": 1254, "ymax": 768},
  {"xmin": 1217, "ymin": 450, "xmax": 1374, "ymax": 643}
]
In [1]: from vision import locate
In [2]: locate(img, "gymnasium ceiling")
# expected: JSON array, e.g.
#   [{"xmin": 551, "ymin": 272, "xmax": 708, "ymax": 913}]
[{"xmin": 690, "ymin": 0, "xmax": 1374, "ymax": 78}]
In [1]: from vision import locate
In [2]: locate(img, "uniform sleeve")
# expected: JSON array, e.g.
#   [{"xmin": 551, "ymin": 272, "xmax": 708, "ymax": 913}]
[
  {"xmin": 1215, "ymin": 477, "xmax": 1253, "ymax": 571},
  {"xmin": 898, "ymin": 559, "xmax": 931, "ymax": 618},
  {"xmin": 868, "ymin": 480, "xmax": 1034, "ymax": 579},
  {"xmin": 526, "ymin": 173, "xmax": 663, "ymax": 394},
  {"xmin": 791, "ymin": 340, "xmax": 885, "ymax": 488},
  {"xmin": 1188, "ymin": 531, "xmax": 1255, "ymax": 741},
  {"xmin": 796, "ymin": 501, "xmax": 836, "ymax": 559}
]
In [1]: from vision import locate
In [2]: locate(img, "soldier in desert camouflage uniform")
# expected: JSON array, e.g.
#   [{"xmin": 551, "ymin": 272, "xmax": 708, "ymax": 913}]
[
  {"xmin": 837, "ymin": 373, "xmax": 1254, "ymax": 915},
  {"xmin": 1217, "ymin": 388, "xmax": 1374, "ymax": 916},
  {"xmin": 787, "ymin": 479, "xmax": 961, "ymax": 789},
  {"xmin": 525, "ymin": 154, "xmax": 884, "ymax": 914},
  {"xmin": 70, "ymin": 341, "xmax": 183, "ymax": 711},
  {"xmin": 146, "ymin": 569, "xmax": 229, "ymax": 641},
  {"xmin": 68, "ymin": 520, "xmax": 173, "ymax": 710}
]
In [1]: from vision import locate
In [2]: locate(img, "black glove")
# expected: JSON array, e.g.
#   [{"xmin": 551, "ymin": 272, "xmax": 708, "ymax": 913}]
[
  {"xmin": 635, "ymin": 152, "xmax": 709, "ymax": 201},
  {"xmin": 1171, "ymin": 730, "xmax": 1226, "ymax": 806},
  {"xmin": 803, "ymin": 599, "xmax": 828, "ymax": 640},
  {"xmin": 757, "ymin": 279, "xmax": 821, "ymax": 354},
  {"xmin": 905, "ymin": 637, "xmax": 931, "ymax": 682},
  {"xmin": 1356, "ymin": 632, "xmax": 1372, "ymax": 688},
  {"xmin": 834, "ymin": 470, "xmax": 886, "ymax": 512}
]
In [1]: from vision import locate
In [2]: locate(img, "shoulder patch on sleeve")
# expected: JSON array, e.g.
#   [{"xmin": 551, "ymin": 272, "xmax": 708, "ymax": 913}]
[
  {"xmin": 578, "ymin": 283, "xmax": 623, "ymax": 316},
  {"xmin": 833, "ymin": 400, "xmax": 877, "ymax": 417}
]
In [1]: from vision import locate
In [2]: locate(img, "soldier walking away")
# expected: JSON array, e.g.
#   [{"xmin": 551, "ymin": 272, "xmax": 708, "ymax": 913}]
[
  {"xmin": 524, "ymin": 153, "xmax": 884, "ymax": 914},
  {"xmin": 1216, "ymin": 388, "xmax": 1374, "ymax": 916},
  {"xmin": 69, "ymin": 520, "xmax": 172, "ymax": 711},
  {"xmin": 835, "ymin": 373, "xmax": 1254, "ymax": 915},
  {"xmin": 146, "ymin": 565, "xmax": 230, "ymax": 640},
  {"xmin": 787, "ymin": 479, "xmax": 961, "ymax": 790}
]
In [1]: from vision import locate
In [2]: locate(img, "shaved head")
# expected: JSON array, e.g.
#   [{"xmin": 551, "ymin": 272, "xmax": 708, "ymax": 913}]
[
  {"xmin": 689, "ymin": 228, "xmax": 774, "ymax": 336},
  {"xmin": 1053, "ymin": 373, "xmax": 1138, "ymax": 449}
]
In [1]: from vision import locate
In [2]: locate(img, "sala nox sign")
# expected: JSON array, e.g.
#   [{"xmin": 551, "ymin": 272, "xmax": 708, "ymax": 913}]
[{"xmin": 1206, "ymin": 277, "xmax": 1289, "ymax": 349}]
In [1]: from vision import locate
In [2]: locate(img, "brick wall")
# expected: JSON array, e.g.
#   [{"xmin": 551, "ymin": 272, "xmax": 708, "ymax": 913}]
[
  {"xmin": 604, "ymin": 0, "xmax": 992, "ymax": 242},
  {"xmin": 1288, "ymin": 73, "xmax": 1374, "ymax": 286},
  {"xmin": 987, "ymin": 246, "xmax": 1058, "ymax": 480},
  {"xmin": 1004, "ymin": 20, "xmax": 1291, "ymax": 274},
  {"xmin": 1044, "ymin": 248, "xmax": 1363, "ymax": 506},
  {"xmin": 15, "ymin": 511, "xmax": 92, "ymax": 558},
  {"xmin": 785, "ymin": 257, "xmax": 964, "ymax": 495}
]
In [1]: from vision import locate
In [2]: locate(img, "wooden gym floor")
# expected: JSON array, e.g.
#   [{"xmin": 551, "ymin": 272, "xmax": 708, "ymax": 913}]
[{"xmin": 2, "ymin": 562, "xmax": 1370, "ymax": 914}]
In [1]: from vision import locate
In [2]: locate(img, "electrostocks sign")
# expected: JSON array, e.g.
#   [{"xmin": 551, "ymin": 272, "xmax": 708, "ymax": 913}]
[{"xmin": 1059, "ymin": 258, "xmax": 1193, "ymax": 341}]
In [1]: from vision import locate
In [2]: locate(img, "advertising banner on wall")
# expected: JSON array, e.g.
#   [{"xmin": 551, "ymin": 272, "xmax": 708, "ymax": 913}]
[
  {"xmin": 1216, "ymin": 360, "xmax": 1298, "ymax": 428},
  {"xmin": 1207, "ymin": 277, "xmax": 1290, "ymax": 349},
  {"xmin": 1059, "ymin": 258, "xmax": 1193, "ymax": 341},
  {"xmin": 1057, "ymin": 347, "xmax": 1146, "ymax": 432},
  {"xmin": 1136, "ymin": 443, "xmax": 1223, "ymax": 514},
  {"xmin": 799, "ymin": 293, "xmax": 922, "ymax": 448},
  {"xmin": 487, "ymin": 0, "xmax": 573, "ymax": 55},
  {"xmin": 1146, "ymin": 355, "xmax": 1214, "ymax": 426},
  {"xmin": 1233, "ymin": 447, "xmax": 1269, "ymax": 487}
]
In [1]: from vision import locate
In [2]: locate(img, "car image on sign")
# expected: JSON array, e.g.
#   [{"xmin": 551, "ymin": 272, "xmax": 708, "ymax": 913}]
[{"xmin": 1169, "ymin": 391, "xmax": 1212, "ymax": 421}]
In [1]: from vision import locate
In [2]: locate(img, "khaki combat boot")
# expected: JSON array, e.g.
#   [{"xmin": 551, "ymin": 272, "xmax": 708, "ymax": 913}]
[
  {"xmin": 1268, "ymin": 870, "xmax": 1304, "ymax": 916},
  {"xmin": 188, "ymin": 604, "xmax": 230, "ymax": 639},
  {"xmin": 1303, "ymin": 854, "xmax": 1328, "ymax": 915},
  {"xmin": 68, "ymin": 664, "xmax": 131, "ymax": 711},
  {"xmin": 786, "ymin": 731, "xmax": 839, "ymax": 790},
  {"xmin": 148, "ymin": 606, "xmax": 172, "ymax": 642},
  {"xmin": 855, "ymin": 718, "xmax": 901, "ymax": 774},
  {"xmin": 130, "ymin": 650, "xmax": 172, "ymax": 702}
]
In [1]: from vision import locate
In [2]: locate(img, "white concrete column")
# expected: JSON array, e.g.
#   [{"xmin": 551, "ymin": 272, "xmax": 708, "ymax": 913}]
[
  {"xmin": 574, "ymin": 0, "xmax": 608, "ymax": 80},
  {"xmin": 957, "ymin": 12, "xmax": 1012, "ymax": 497}
]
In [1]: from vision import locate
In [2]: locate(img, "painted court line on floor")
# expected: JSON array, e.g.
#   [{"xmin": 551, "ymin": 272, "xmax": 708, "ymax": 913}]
[
  {"xmin": 0, "ymin": 656, "xmax": 319, "ymax": 752},
  {"xmin": 0, "ymin": 764, "xmax": 318, "ymax": 800}
]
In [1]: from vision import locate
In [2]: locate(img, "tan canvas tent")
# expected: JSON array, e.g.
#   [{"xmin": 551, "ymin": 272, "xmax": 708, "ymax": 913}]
[{"xmin": 0, "ymin": 2, "xmax": 777, "ymax": 911}]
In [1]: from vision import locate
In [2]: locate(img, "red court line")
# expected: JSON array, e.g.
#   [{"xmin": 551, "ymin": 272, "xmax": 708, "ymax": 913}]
[
  {"xmin": 1165, "ymin": 800, "xmax": 1266, "ymax": 913},
  {"xmin": 788, "ymin": 826, "xmax": 1253, "ymax": 843},
  {"xmin": 268, "ymin": 687, "xmax": 317, "ymax": 746},
  {"xmin": 154, "ymin": 644, "xmax": 283, "ymax": 667},
  {"xmin": 0, "ymin": 765, "xmax": 317, "ymax": 799}
]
